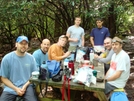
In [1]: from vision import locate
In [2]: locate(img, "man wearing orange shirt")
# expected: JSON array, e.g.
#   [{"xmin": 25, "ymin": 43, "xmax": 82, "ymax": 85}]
[
  {"xmin": 48, "ymin": 35, "xmax": 70, "ymax": 101},
  {"xmin": 48, "ymin": 35, "xmax": 71, "ymax": 61}
]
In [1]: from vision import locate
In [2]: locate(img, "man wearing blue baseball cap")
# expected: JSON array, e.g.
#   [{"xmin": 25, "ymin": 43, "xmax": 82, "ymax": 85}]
[
  {"xmin": 16, "ymin": 35, "xmax": 29, "ymax": 43},
  {"xmin": 0, "ymin": 35, "xmax": 38, "ymax": 101}
]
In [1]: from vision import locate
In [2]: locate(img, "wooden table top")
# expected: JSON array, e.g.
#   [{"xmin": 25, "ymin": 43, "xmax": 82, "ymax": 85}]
[{"xmin": 29, "ymin": 62, "xmax": 105, "ymax": 92}]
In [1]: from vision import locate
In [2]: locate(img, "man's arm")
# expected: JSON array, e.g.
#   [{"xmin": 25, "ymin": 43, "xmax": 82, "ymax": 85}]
[
  {"xmin": 97, "ymin": 49, "xmax": 114, "ymax": 64},
  {"xmin": 81, "ymin": 35, "xmax": 85, "ymax": 47},
  {"xmin": 49, "ymin": 47, "xmax": 70, "ymax": 61},
  {"xmin": 21, "ymin": 80, "xmax": 31, "ymax": 93},
  {"xmin": 66, "ymin": 33, "xmax": 78, "ymax": 42},
  {"xmin": 1, "ymin": 77, "xmax": 25, "ymax": 96},
  {"xmin": 105, "ymin": 70, "xmax": 123, "ymax": 81},
  {"xmin": 90, "ymin": 36, "xmax": 94, "ymax": 47}
]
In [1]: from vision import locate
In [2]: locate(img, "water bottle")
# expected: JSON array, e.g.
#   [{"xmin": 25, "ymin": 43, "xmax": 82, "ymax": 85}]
[
  {"xmin": 68, "ymin": 60, "xmax": 74, "ymax": 75},
  {"xmin": 64, "ymin": 58, "xmax": 69, "ymax": 68},
  {"xmin": 90, "ymin": 49, "xmax": 94, "ymax": 63},
  {"xmin": 41, "ymin": 61, "xmax": 48, "ymax": 69},
  {"xmin": 40, "ymin": 61, "xmax": 49, "ymax": 79}
]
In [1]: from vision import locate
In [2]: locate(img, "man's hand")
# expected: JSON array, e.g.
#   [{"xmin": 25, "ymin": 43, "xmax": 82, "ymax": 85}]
[
  {"xmin": 94, "ymin": 54, "xmax": 99, "ymax": 59},
  {"xmin": 73, "ymin": 38, "xmax": 78, "ymax": 42},
  {"xmin": 15, "ymin": 87, "xmax": 25, "ymax": 96},
  {"xmin": 64, "ymin": 51, "xmax": 71, "ymax": 58}
]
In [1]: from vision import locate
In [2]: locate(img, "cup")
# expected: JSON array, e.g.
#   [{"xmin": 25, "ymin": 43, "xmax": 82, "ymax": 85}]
[
  {"xmin": 93, "ymin": 59, "xmax": 98, "ymax": 66},
  {"xmin": 92, "ymin": 70, "xmax": 97, "ymax": 77},
  {"xmin": 32, "ymin": 71, "xmax": 39, "ymax": 79}
]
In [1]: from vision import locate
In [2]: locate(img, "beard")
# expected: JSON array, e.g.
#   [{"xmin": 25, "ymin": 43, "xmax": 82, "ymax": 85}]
[{"xmin": 19, "ymin": 48, "xmax": 27, "ymax": 53}]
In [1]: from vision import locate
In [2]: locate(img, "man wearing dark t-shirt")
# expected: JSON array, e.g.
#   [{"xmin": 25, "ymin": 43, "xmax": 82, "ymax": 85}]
[{"xmin": 90, "ymin": 18, "xmax": 110, "ymax": 52}]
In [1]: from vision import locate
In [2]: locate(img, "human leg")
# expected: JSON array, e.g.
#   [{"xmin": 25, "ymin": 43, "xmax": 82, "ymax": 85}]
[
  {"xmin": 0, "ymin": 91, "xmax": 16, "ymax": 101},
  {"xmin": 23, "ymin": 85, "xmax": 38, "ymax": 101}
]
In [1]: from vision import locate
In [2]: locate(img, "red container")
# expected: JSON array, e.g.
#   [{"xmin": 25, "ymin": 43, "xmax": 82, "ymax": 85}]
[{"xmin": 68, "ymin": 61, "xmax": 74, "ymax": 75}]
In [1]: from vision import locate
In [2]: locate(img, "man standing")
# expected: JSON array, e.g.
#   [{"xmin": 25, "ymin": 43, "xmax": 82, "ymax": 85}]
[
  {"xmin": 105, "ymin": 37, "xmax": 130, "ymax": 97},
  {"xmin": 48, "ymin": 35, "xmax": 70, "ymax": 61},
  {"xmin": 66, "ymin": 16, "xmax": 85, "ymax": 51},
  {"xmin": 90, "ymin": 18, "xmax": 110, "ymax": 52},
  {"xmin": 0, "ymin": 36, "xmax": 38, "ymax": 101},
  {"xmin": 94, "ymin": 37, "xmax": 114, "ymax": 74},
  {"xmin": 32, "ymin": 39, "xmax": 50, "ymax": 69}
]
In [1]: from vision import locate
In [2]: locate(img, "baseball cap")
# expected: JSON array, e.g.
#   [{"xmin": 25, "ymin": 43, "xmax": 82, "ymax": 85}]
[
  {"xmin": 112, "ymin": 37, "xmax": 123, "ymax": 44},
  {"xmin": 16, "ymin": 36, "xmax": 29, "ymax": 43}
]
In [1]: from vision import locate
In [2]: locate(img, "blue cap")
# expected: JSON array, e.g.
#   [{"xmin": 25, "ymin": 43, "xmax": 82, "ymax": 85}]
[{"xmin": 16, "ymin": 36, "xmax": 29, "ymax": 43}]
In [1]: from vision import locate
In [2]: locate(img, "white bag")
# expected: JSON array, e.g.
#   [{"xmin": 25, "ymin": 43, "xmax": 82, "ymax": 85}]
[
  {"xmin": 73, "ymin": 67, "xmax": 96, "ymax": 87},
  {"xmin": 75, "ymin": 49, "xmax": 86, "ymax": 62}
]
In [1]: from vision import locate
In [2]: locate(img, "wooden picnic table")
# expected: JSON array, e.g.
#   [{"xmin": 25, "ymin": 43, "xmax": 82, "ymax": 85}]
[{"xmin": 29, "ymin": 62, "xmax": 107, "ymax": 101}]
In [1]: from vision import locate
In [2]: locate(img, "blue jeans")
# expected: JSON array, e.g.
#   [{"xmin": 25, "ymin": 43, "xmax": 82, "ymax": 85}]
[{"xmin": 0, "ymin": 85, "xmax": 38, "ymax": 101}]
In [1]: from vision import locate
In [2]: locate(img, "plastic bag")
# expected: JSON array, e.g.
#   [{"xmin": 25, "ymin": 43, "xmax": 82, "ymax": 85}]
[
  {"xmin": 73, "ymin": 67, "xmax": 96, "ymax": 87},
  {"xmin": 75, "ymin": 49, "xmax": 86, "ymax": 62}
]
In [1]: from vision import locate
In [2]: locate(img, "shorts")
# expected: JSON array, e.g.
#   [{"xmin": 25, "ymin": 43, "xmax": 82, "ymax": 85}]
[{"xmin": 105, "ymin": 82, "xmax": 117, "ymax": 94}]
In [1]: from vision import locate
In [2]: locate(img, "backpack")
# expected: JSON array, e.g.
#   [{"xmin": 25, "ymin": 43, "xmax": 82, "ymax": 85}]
[{"xmin": 46, "ymin": 60, "xmax": 63, "ymax": 82}]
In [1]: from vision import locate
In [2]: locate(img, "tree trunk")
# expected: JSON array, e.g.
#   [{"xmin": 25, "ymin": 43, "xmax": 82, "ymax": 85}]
[{"xmin": 108, "ymin": 4, "xmax": 116, "ymax": 38}]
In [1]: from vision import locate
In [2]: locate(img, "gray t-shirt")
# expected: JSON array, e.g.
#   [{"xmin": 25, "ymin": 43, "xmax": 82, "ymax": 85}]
[
  {"xmin": 97, "ymin": 49, "xmax": 114, "ymax": 64},
  {"xmin": 67, "ymin": 25, "xmax": 85, "ymax": 47}
]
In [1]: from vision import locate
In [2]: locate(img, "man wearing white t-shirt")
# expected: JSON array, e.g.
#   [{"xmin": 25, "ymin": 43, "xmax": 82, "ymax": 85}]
[{"xmin": 105, "ymin": 37, "xmax": 130, "ymax": 96}]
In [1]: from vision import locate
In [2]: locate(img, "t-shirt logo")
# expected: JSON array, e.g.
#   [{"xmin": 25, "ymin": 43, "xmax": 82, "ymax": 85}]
[
  {"xmin": 110, "ymin": 61, "xmax": 117, "ymax": 70},
  {"xmin": 25, "ymin": 64, "xmax": 30, "ymax": 67},
  {"xmin": 101, "ymin": 32, "xmax": 104, "ymax": 34}
]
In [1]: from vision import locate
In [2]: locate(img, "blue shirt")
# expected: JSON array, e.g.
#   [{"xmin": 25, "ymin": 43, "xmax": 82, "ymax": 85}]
[
  {"xmin": 0, "ymin": 51, "xmax": 37, "ymax": 95},
  {"xmin": 66, "ymin": 25, "xmax": 85, "ymax": 47},
  {"xmin": 90, "ymin": 27, "xmax": 110, "ymax": 45},
  {"xmin": 32, "ymin": 49, "xmax": 49, "ymax": 69}
]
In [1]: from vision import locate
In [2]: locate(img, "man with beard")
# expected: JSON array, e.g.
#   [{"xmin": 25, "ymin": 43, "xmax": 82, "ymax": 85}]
[
  {"xmin": 0, "ymin": 36, "xmax": 38, "ymax": 101},
  {"xmin": 33, "ymin": 39, "xmax": 50, "ymax": 69},
  {"xmin": 105, "ymin": 37, "xmax": 130, "ymax": 100}
]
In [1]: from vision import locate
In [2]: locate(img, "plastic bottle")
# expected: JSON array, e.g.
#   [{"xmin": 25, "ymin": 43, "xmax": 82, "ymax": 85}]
[
  {"xmin": 90, "ymin": 49, "xmax": 94, "ymax": 63},
  {"xmin": 68, "ymin": 60, "xmax": 74, "ymax": 75},
  {"xmin": 40, "ymin": 61, "xmax": 49, "ymax": 78},
  {"xmin": 41, "ymin": 61, "xmax": 48, "ymax": 69},
  {"xmin": 64, "ymin": 58, "xmax": 69, "ymax": 68}
]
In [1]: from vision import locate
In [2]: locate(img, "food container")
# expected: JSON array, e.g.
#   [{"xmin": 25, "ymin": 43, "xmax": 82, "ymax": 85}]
[{"xmin": 32, "ymin": 71, "xmax": 39, "ymax": 79}]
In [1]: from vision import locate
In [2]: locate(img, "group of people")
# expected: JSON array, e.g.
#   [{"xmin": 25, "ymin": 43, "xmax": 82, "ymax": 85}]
[{"xmin": 0, "ymin": 16, "xmax": 131, "ymax": 101}]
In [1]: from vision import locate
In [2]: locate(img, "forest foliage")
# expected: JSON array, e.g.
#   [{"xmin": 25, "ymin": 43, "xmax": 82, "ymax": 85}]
[{"xmin": 0, "ymin": 0, "xmax": 134, "ymax": 51}]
